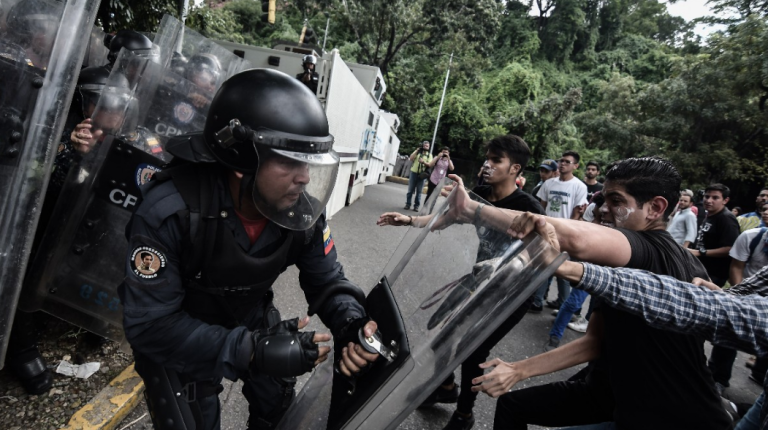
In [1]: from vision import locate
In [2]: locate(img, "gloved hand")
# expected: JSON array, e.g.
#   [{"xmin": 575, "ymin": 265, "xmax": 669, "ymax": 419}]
[{"xmin": 250, "ymin": 317, "xmax": 330, "ymax": 378}]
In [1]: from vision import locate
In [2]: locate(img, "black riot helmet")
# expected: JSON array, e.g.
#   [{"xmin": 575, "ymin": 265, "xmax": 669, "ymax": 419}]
[
  {"xmin": 302, "ymin": 54, "xmax": 317, "ymax": 66},
  {"xmin": 184, "ymin": 53, "xmax": 221, "ymax": 92},
  {"xmin": 90, "ymin": 72, "xmax": 138, "ymax": 137},
  {"xmin": 167, "ymin": 68, "xmax": 338, "ymax": 230},
  {"xmin": 74, "ymin": 66, "xmax": 110, "ymax": 118},
  {"xmin": 104, "ymin": 30, "xmax": 155, "ymax": 66}
]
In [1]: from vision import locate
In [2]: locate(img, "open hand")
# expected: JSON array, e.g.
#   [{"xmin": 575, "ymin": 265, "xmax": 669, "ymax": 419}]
[
  {"xmin": 431, "ymin": 174, "xmax": 475, "ymax": 231},
  {"xmin": 692, "ymin": 277, "xmax": 722, "ymax": 292},
  {"xmin": 377, "ymin": 212, "xmax": 411, "ymax": 227},
  {"xmin": 471, "ymin": 358, "xmax": 526, "ymax": 397},
  {"xmin": 297, "ymin": 316, "xmax": 331, "ymax": 366},
  {"xmin": 338, "ymin": 320, "xmax": 379, "ymax": 377}
]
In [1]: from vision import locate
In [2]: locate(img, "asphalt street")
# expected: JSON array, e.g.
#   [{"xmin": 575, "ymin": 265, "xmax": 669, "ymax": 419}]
[{"xmin": 118, "ymin": 181, "xmax": 762, "ymax": 430}]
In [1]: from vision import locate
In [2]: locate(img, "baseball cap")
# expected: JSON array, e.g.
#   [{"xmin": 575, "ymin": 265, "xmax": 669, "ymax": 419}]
[{"xmin": 540, "ymin": 159, "xmax": 558, "ymax": 171}]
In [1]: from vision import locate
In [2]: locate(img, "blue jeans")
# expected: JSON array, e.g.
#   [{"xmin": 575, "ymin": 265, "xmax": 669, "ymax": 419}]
[
  {"xmin": 550, "ymin": 288, "xmax": 589, "ymax": 339},
  {"xmin": 735, "ymin": 392, "xmax": 764, "ymax": 430},
  {"xmin": 556, "ymin": 276, "xmax": 572, "ymax": 305},
  {"xmin": 533, "ymin": 278, "xmax": 550, "ymax": 307},
  {"xmin": 406, "ymin": 171, "xmax": 426, "ymax": 209}
]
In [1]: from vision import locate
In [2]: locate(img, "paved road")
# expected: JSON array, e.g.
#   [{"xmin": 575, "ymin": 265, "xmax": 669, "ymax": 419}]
[{"xmin": 118, "ymin": 182, "xmax": 762, "ymax": 430}]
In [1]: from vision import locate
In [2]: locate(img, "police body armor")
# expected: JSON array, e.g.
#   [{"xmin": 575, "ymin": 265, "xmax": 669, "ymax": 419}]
[
  {"xmin": 20, "ymin": 18, "xmax": 252, "ymax": 347},
  {"xmin": 0, "ymin": 0, "xmax": 100, "ymax": 367},
  {"xmin": 275, "ymin": 178, "xmax": 568, "ymax": 430}
]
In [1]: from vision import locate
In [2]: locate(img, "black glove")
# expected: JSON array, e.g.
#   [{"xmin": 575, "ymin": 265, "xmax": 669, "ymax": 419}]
[{"xmin": 250, "ymin": 318, "xmax": 318, "ymax": 378}]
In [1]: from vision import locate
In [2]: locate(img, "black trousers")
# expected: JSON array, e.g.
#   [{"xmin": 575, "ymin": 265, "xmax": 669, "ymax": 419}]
[
  {"xmin": 493, "ymin": 367, "xmax": 615, "ymax": 430},
  {"xmin": 709, "ymin": 344, "xmax": 768, "ymax": 386},
  {"xmin": 442, "ymin": 295, "xmax": 533, "ymax": 415}
]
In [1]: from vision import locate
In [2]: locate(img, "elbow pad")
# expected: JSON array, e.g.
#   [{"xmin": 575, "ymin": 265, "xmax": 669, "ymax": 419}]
[{"xmin": 250, "ymin": 318, "xmax": 318, "ymax": 378}]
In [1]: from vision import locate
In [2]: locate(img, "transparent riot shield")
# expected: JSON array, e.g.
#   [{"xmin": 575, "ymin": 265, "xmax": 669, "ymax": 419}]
[
  {"xmin": 20, "ymin": 28, "xmax": 246, "ymax": 347},
  {"xmin": 82, "ymin": 25, "xmax": 109, "ymax": 68},
  {"xmin": 277, "ymin": 178, "xmax": 567, "ymax": 430},
  {"xmin": 0, "ymin": 0, "xmax": 100, "ymax": 367},
  {"xmin": 18, "ymin": 49, "xmax": 164, "ymax": 342}
]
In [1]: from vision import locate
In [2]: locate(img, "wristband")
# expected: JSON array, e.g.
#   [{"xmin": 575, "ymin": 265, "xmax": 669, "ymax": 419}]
[
  {"xmin": 700, "ymin": 248, "xmax": 707, "ymax": 256},
  {"xmin": 407, "ymin": 216, "xmax": 413, "ymax": 226}
]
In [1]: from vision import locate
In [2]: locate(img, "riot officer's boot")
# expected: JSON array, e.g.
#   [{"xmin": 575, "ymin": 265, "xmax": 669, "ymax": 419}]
[{"xmin": 8, "ymin": 345, "xmax": 53, "ymax": 395}]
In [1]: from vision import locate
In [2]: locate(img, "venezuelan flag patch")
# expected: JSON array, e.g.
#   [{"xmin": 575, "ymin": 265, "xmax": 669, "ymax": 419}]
[{"xmin": 323, "ymin": 225, "xmax": 334, "ymax": 255}]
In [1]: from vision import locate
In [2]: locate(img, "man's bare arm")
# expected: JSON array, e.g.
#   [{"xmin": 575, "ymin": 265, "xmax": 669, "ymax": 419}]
[{"xmin": 730, "ymin": 260, "xmax": 746, "ymax": 286}]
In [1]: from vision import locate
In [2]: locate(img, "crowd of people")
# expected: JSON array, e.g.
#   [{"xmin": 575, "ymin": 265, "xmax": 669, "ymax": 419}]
[{"xmin": 388, "ymin": 136, "xmax": 768, "ymax": 430}]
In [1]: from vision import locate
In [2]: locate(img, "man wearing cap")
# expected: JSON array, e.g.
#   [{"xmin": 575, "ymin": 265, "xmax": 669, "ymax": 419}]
[{"xmin": 531, "ymin": 159, "xmax": 558, "ymax": 200}]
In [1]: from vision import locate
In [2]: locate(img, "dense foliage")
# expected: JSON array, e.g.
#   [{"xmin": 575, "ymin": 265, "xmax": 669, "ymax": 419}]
[{"xmin": 112, "ymin": 0, "xmax": 768, "ymax": 202}]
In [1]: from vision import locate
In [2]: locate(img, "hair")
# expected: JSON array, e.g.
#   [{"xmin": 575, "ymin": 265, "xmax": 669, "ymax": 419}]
[
  {"xmin": 441, "ymin": 146, "xmax": 450, "ymax": 152},
  {"xmin": 732, "ymin": 206, "xmax": 742, "ymax": 215},
  {"xmin": 591, "ymin": 191, "xmax": 605, "ymax": 207},
  {"xmin": 485, "ymin": 134, "xmax": 531, "ymax": 172},
  {"xmin": 604, "ymin": 156, "xmax": 681, "ymax": 220},
  {"xmin": 562, "ymin": 150, "xmax": 580, "ymax": 164},
  {"xmin": 586, "ymin": 161, "xmax": 600, "ymax": 170},
  {"xmin": 140, "ymin": 252, "xmax": 152, "ymax": 260},
  {"xmin": 680, "ymin": 189, "xmax": 694, "ymax": 199},
  {"xmin": 705, "ymin": 183, "xmax": 731, "ymax": 199}
]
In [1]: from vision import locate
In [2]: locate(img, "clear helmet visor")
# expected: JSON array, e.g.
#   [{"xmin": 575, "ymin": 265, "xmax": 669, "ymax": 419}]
[{"xmin": 251, "ymin": 147, "xmax": 340, "ymax": 231}]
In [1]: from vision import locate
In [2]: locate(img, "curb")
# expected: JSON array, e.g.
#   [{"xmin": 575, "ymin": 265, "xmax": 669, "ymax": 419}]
[
  {"xmin": 386, "ymin": 176, "xmax": 428, "ymax": 192},
  {"xmin": 61, "ymin": 363, "xmax": 144, "ymax": 430}
]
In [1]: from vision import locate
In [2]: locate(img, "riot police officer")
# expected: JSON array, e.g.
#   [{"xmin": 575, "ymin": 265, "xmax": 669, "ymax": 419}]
[
  {"xmin": 119, "ymin": 68, "xmax": 379, "ymax": 430},
  {"xmin": 103, "ymin": 29, "xmax": 155, "ymax": 70},
  {"xmin": 296, "ymin": 54, "xmax": 319, "ymax": 94}
]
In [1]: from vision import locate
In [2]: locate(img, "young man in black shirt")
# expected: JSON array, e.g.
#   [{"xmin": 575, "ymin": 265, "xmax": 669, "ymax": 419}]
[
  {"xmin": 584, "ymin": 161, "xmax": 603, "ymax": 203},
  {"xmin": 689, "ymin": 183, "xmax": 740, "ymax": 286},
  {"xmin": 447, "ymin": 157, "xmax": 730, "ymax": 430},
  {"xmin": 378, "ymin": 134, "xmax": 542, "ymax": 430}
]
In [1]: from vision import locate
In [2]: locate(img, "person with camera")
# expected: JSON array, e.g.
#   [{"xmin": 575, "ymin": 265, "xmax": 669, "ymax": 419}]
[
  {"xmin": 404, "ymin": 140, "xmax": 434, "ymax": 212},
  {"xmin": 425, "ymin": 146, "xmax": 455, "ymax": 201}
]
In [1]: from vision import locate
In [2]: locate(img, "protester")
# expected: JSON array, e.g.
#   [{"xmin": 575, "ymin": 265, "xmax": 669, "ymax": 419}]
[
  {"xmin": 738, "ymin": 188, "xmax": 768, "ymax": 232},
  {"xmin": 535, "ymin": 151, "xmax": 588, "ymax": 318},
  {"xmin": 689, "ymin": 184, "xmax": 741, "ymax": 286},
  {"xmin": 584, "ymin": 161, "xmax": 603, "ymax": 202},
  {"xmin": 405, "ymin": 140, "xmax": 433, "ymax": 212},
  {"xmin": 732, "ymin": 206, "xmax": 743, "ymax": 217},
  {"xmin": 666, "ymin": 189, "xmax": 698, "ymax": 248},
  {"xmin": 378, "ymin": 134, "xmax": 543, "ymax": 430},
  {"xmin": 443, "ymin": 157, "xmax": 730, "ymax": 430},
  {"xmin": 546, "ymin": 192, "xmax": 606, "ymax": 344},
  {"xmin": 530, "ymin": 159, "xmax": 558, "ymax": 200},
  {"xmin": 425, "ymin": 146, "xmax": 454, "ymax": 202}
]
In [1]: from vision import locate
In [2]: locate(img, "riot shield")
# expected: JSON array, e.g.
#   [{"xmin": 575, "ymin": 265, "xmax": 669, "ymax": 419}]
[
  {"xmin": 276, "ymin": 179, "xmax": 567, "ymax": 430},
  {"xmin": 20, "ymin": 28, "xmax": 249, "ymax": 346},
  {"xmin": 0, "ymin": 0, "xmax": 100, "ymax": 367},
  {"xmin": 82, "ymin": 25, "xmax": 109, "ymax": 68}
]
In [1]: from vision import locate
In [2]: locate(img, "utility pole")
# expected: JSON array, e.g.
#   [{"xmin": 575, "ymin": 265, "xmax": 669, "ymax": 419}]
[
  {"xmin": 430, "ymin": 52, "xmax": 453, "ymax": 155},
  {"xmin": 322, "ymin": 14, "xmax": 330, "ymax": 52}
]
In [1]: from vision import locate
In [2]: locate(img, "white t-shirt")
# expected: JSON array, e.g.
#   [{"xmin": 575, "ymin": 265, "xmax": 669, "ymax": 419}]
[
  {"xmin": 729, "ymin": 227, "xmax": 768, "ymax": 278},
  {"xmin": 536, "ymin": 177, "xmax": 588, "ymax": 219}
]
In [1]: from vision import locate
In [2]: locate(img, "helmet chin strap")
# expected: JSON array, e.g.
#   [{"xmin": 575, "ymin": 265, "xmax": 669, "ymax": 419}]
[{"xmin": 238, "ymin": 171, "xmax": 256, "ymax": 211}]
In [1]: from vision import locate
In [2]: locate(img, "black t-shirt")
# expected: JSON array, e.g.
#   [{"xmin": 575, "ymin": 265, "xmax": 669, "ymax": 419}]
[
  {"xmin": 586, "ymin": 182, "xmax": 603, "ymax": 202},
  {"xmin": 597, "ymin": 229, "xmax": 731, "ymax": 430},
  {"xmin": 472, "ymin": 186, "xmax": 543, "ymax": 262},
  {"xmin": 694, "ymin": 209, "xmax": 740, "ymax": 283}
]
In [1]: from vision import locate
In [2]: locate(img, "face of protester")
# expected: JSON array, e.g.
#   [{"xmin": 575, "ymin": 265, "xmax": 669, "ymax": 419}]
[
  {"xmin": 760, "ymin": 203, "xmax": 768, "ymax": 226},
  {"xmin": 678, "ymin": 195, "xmax": 692, "ymax": 210},
  {"xmin": 757, "ymin": 189, "xmax": 768, "ymax": 208},
  {"xmin": 482, "ymin": 150, "xmax": 518, "ymax": 185},
  {"xmin": 585, "ymin": 165, "xmax": 599, "ymax": 180},
  {"xmin": 422, "ymin": 142, "xmax": 430, "ymax": 151},
  {"xmin": 539, "ymin": 167, "xmax": 556, "ymax": 182},
  {"xmin": 255, "ymin": 152, "xmax": 310, "ymax": 211},
  {"xmin": 558, "ymin": 155, "xmax": 578, "ymax": 176},
  {"xmin": 703, "ymin": 190, "xmax": 729, "ymax": 215},
  {"xmin": 600, "ymin": 182, "xmax": 657, "ymax": 231}
]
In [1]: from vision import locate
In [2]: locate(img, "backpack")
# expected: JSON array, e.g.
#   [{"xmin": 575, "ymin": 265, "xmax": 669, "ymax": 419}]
[{"xmin": 746, "ymin": 227, "xmax": 767, "ymax": 264}]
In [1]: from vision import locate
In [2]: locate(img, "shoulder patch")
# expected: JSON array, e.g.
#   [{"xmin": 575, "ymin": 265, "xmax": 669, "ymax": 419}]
[
  {"xmin": 135, "ymin": 163, "xmax": 162, "ymax": 188},
  {"xmin": 130, "ymin": 246, "xmax": 167, "ymax": 279},
  {"xmin": 322, "ymin": 224, "xmax": 334, "ymax": 255}
]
